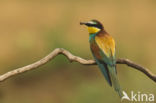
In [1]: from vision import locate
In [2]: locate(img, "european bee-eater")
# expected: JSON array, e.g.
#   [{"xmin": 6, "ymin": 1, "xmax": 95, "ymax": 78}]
[{"xmin": 80, "ymin": 20, "xmax": 122, "ymax": 97}]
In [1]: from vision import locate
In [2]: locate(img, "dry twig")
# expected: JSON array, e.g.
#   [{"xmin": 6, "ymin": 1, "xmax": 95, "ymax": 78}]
[{"xmin": 0, "ymin": 48, "xmax": 155, "ymax": 82}]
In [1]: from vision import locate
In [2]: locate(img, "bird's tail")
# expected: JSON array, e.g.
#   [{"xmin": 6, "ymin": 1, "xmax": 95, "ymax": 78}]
[{"xmin": 107, "ymin": 65, "xmax": 123, "ymax": 98}]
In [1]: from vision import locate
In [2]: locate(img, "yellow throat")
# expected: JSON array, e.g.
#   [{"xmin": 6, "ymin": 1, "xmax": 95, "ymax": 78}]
[{"xmin": 87, "ymin": 27, "xmax": 101, "ymax": 34}]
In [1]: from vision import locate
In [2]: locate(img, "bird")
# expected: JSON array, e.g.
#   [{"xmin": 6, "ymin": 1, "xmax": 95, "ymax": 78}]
[{"xmin": 80, "ymin": 20, "xmax": 123, "ymax": 98}]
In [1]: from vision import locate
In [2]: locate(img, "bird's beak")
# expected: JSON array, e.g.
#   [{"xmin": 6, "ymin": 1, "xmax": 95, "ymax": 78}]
[{"xmin": 80, "ymin": 22, "xmax": 87, "ymax": 25}]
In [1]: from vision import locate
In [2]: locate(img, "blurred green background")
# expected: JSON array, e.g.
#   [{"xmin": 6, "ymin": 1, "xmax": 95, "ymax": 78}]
[{"xmin": 0, "ymin": 0, "xmax": 156, "ymax": 103}]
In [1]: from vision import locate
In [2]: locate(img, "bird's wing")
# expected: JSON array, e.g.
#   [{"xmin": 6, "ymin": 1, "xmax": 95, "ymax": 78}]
[
  {"xmin": 95, "ymin": 34, "xmax": 116, "ymax": 66},
  {"xmin": 94, "ymin": 34, "xmax": 123, "ymax": 97},
  {"xmin": 90, "ymin": 42, "xmax": 112, "ymax": 86},
  {"xmin": 95, "ymin": 34, "xmax": 123, "ymax": 97}
]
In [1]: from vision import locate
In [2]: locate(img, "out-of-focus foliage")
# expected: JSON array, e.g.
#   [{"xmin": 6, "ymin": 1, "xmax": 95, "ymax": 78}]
[{"xmin": 0, "ymin": 0, "xmax": 156, "ymax": 103}]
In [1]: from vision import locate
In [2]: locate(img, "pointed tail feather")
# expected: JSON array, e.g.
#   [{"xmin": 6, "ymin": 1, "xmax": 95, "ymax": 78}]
[{"xmin": 107, "ymin": 65, "xmax": 123, "ymax": 98}]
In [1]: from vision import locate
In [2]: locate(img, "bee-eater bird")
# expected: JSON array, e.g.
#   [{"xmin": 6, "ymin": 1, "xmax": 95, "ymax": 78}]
[{"xmin": 80, "ymin": 20, "xmax": 122, "ymax": 97}]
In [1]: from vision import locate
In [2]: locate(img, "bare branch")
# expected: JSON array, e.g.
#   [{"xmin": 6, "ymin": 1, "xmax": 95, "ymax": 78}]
[{"xmin": 0, "ymin": 48, "xmax": 155, "ymax": 82}]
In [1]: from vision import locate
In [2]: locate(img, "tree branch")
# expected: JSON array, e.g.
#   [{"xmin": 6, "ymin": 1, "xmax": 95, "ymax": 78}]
[{"xmin": 0, "ymin": 48, "xmax": 155, "ymax": 82}]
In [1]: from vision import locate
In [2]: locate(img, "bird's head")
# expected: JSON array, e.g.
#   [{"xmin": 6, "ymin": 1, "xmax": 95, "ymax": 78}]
[{"xmin": 80, "ymin": 20, "xmax": 104, "ymax": 34}]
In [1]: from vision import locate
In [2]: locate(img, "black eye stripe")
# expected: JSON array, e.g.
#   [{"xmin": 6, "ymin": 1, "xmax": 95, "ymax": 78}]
[
  {"xmin": 86, "ymin": 23, "xmax": 96, "ymax": 27},
  {"xmin": 85, "ymin": 20, "xmax": 104, "ymax": 30},
  {"xmin": 86, "ymin": 23, "xmax": 102, "ymax": 29}
]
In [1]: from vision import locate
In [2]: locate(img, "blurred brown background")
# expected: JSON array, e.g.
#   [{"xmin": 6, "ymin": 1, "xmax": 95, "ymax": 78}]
[{"xmin": 0, "ymin": 0, "xmax": 156, "ymax": 103}]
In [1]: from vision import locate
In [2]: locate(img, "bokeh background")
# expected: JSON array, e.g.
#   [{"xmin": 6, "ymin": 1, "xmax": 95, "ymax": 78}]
[{"xmin": 0, "ymin": 0, "xmax": 156, "ymax": 103}]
